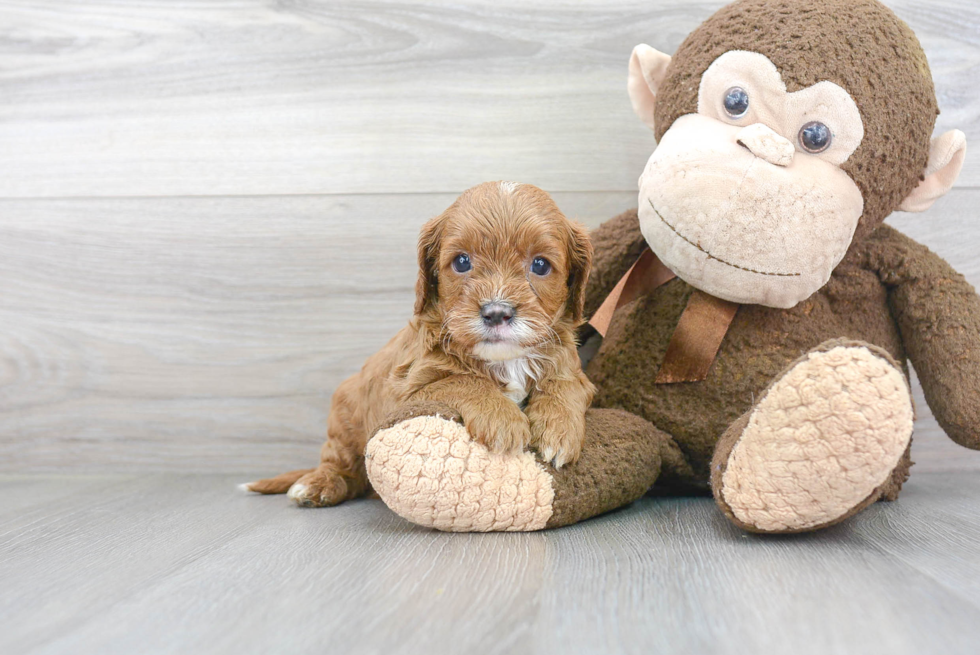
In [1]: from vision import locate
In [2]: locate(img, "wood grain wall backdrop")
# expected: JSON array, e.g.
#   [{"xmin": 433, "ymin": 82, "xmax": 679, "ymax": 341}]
[
  {"xmin": 0, "ymin": 1, "xmax": 978, "ymax": 472},
  {"xmin": 1, "ymin": 0, "xmax": 978, "ymax": 197}
]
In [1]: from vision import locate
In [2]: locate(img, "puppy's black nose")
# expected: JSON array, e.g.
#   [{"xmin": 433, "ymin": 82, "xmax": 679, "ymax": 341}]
[{"xmin": 481, "ymin": 302, "xmax": 514, "ymax": 327}]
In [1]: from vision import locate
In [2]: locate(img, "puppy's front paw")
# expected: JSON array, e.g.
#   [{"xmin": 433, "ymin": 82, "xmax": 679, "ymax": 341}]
[
  {"xmin": 464, "ymin": 407, "xmax": 532, "ymax": 454},
  {"xmin": 527, "ymin": 410, "xmax": 586, "ymax": 469}
]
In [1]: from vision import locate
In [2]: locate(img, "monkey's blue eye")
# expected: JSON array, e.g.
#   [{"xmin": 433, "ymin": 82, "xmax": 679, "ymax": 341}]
[
  {"xmin": 452, "ymin": 253, "xmax": 471, "ymax": 273},
  {"xmin": 530, "ymin": 257, "xmax": 551, "ymax": 276},
  {"xmin": 723, "ymin": 87, "xmax": 749, "ymax": 118},
  {"xmin": 799, "ymin": 121, "xmax": 832, "ymax": 153}
]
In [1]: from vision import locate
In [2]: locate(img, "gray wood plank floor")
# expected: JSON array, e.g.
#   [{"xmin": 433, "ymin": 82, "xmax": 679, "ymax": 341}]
[{"xmin": 2, "ymin": 472, "xmax": 979, "ymax": 655}]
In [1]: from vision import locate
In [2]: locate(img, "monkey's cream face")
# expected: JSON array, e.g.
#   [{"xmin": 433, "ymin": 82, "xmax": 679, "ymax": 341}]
[{"xmin": 638, "ymin": 51, "xmax": 865, "ymax": 308}]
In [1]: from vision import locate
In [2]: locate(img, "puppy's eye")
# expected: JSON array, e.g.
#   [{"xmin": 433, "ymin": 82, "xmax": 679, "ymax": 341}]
[
  {"xmin": 530, "ymin": 257, "xmax": 551, "ymax": 276},
  {"xmin": 451, "ymin": 253, "xmax": 472, "ymax": 273}
]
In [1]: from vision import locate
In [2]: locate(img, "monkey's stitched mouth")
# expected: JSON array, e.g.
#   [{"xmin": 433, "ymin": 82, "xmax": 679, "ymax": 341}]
[{"xmin": 649, "ymin": 200, "xmax": 801, "ymax": 278}]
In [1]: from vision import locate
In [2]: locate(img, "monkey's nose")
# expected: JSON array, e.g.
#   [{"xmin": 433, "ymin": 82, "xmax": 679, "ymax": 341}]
[
  {"xmin": 481, "ymin": 301, "xmax": 515, "ymax": 327},
  {"xmin": 736, "ymin": 123, "xmax": 795, "ymax": 167}
]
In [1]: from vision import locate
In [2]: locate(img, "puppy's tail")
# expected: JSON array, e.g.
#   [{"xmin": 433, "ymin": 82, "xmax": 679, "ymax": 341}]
[{"xmin": 238, "ymin": 468, "xmax": 314, "ymax": 495}]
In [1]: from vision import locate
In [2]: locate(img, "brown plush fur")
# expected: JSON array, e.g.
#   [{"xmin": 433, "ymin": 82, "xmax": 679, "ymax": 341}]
[
  {"xmin": 653, "ymin": 0, "xmax": 938, "ymax": 241},
  {"xmin": 544, "ymin": 408, "xmax": 686, "ymax": 529},
  {"xmin": 247, "ymin": 182, "xmax": 595, "ymax": 506}
]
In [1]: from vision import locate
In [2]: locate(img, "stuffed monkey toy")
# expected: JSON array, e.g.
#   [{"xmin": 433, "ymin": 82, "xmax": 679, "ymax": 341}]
[{"xmin": 364, "ymin": 0, "xmax": 978, "ymax": 533}]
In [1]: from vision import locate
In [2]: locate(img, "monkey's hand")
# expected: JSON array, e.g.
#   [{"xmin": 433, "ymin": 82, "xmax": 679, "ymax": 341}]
[{"xmin": 877, "ymin": 227, "xmax": 980, "ymax": 450}]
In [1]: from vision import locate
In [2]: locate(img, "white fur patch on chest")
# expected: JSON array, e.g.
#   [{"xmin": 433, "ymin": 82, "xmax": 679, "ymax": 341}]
[{"xmin": 488, "ymin": 358, "xmax": 535, "ymax": 405}]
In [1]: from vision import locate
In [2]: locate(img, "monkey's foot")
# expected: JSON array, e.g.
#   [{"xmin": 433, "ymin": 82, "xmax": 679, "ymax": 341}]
[
  {"xmin": 712, "ymin": 341, "xmax": 914, "ymax": 533},
  {"xmin": 366, "ymin": 408, "xmax": 555, "ymax": 532},
  {"xmin": 366, "ymin": 402, "xmax": 669, "ymax": 532}
]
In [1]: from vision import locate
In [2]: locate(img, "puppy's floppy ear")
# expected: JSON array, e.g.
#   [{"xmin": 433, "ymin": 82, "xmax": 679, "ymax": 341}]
[
  {"xmin": 415, "ymin": 212, "xmax": 447, "ymax": 315},
  {"xmin": 563, "ymin": 220, "xmax": 594, "ymax": 323}
]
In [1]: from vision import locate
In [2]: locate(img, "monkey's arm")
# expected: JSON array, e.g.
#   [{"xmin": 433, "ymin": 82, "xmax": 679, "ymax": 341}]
[
  {"xmin": 582, "ymin": 208, "xmax": 648, "ymax": 320},
  {"xmin": 871, "ymin": 225, "xmax": 980, "ymax": 450}
]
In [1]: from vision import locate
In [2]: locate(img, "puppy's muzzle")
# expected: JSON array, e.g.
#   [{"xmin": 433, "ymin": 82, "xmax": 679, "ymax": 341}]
[{"xmin": 480, "ymin": 301, "xmax": 515, "ymax": 328}]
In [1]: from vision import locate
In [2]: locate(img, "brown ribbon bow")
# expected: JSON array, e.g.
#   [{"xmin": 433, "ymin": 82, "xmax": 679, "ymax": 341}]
[{"xmin": 588, "ymin": 248, "xmax": 739, "ymax": 383}]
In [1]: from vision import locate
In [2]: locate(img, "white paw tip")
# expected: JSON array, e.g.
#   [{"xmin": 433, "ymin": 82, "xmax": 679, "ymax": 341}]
[
  {"xmin": 286, "ymin": 483, "xmax": 308, "ymax": 501},
  {"xmin": 237, "ymin": 482, "xmax": 256, "ymax": 494}
]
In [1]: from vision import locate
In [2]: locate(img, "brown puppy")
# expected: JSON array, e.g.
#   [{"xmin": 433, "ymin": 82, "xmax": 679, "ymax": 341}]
[{"xmin": 243, "ymin": 181, "xmax": 595, "ymax": 507}]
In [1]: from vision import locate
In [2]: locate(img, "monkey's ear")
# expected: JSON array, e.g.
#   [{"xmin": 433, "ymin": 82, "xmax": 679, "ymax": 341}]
[
  {"xmin": 899, "ymin": 130, "xmax": 967, "ymax": 213},
  {"xmin": 628, "ymin": 44, "xmax": 672, "ymax": 133},
  {"xmin": 414, "ymin": 213, "xmax": 447, "ymax": 316}
]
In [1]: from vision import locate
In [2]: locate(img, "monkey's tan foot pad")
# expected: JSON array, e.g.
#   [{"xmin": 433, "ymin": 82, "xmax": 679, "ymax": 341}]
[
  {"xmin": 366, "ymin": 415, "xmax": 555, "ymax": 532},
  {"xmin": 714, "ymin": 344, "xmax": 913, "ymax": 533}
]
